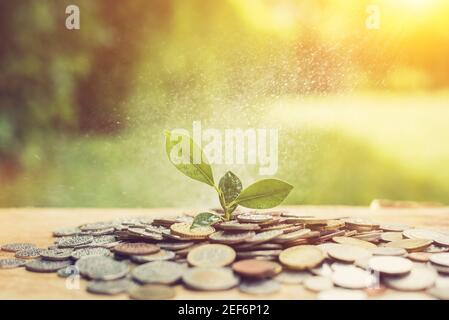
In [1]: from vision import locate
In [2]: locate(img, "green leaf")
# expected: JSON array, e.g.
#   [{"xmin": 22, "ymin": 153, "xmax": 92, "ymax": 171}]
[
  {"xmin": 191, "ymin": 212, "xmax": 222, "ymax": 229},
  {"xmin": 219, "ymin": 171, "xmax": 242, "ymax": 204},
  {"xmin": 165, "ymin": 130, "xmax": 214, "ymax": 187},
  {"xmin": 234, "ymin": 179, "xmax": 293, "ymax": 209}
]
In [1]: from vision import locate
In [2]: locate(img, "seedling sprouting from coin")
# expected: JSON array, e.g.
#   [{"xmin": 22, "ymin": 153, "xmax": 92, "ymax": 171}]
[{"xmin": 164, "ymin": 130, "xmax": 293, "ymax": 227}]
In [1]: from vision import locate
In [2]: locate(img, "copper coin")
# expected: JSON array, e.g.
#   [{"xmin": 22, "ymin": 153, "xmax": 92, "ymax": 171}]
[
  {"xmin": 114, "ymin": 243, "xmax": 160, "ymax": 256},
  {"xmin": 232, "ymin": 259, "xmax": 282, "ymax": 278}
]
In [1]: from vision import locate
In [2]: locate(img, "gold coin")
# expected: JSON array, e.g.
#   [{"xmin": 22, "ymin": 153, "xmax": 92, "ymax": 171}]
[
  {"xmin": 187, "ymin": 244, "xmax": 236, "ymax": 267},
  {"xmin": 332, "ymin": 236, "xmax": 377, "ymax": 250},
  {"xmin": 170, "ymin": 222, "xmax": 215, "ymax": 239},
  {"xmin": 385, "ymin": 238, "xmax": 432, "ymax": 252},
  {"xmin": 279, "ymin": 245, "xmax": 325, "ymax": 270}
]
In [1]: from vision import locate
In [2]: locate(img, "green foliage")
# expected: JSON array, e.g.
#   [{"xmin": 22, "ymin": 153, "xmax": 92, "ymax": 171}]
[{"xmin": 165, "ymin": 130, "xmax": 293, "ymax": 224}]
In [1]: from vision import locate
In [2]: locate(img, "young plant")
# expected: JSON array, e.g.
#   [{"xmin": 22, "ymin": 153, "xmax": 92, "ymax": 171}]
[{"xmin": 165, "ymin": 130, "xmax": 293, "ymax": 227}]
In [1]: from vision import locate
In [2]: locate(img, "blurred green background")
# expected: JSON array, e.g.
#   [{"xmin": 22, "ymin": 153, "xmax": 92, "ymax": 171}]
[{"xmin": 1, "ymin": 0, "xmax": 449, "ymax": 207}]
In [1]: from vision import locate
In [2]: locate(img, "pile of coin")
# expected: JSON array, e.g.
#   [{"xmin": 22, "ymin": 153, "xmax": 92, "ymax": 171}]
[{"xmin": 1, "ymin": 211, "xmax": 449, "ymax": 300}]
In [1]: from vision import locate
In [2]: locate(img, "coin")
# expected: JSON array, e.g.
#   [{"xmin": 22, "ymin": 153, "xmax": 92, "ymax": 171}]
[
  {"xmin": 407, "ymin": 252, "xmax": 433, "ymax": 262},
  {"xmin": 327, "ymin": 244, "xmax": 372, "ymax": 263},
  {"xmin": 208, "ymin": 231, "xmax": 255, "ymax": 244},
  {"xmin": 56, "ymin": 235, "xmax": 94, "ymax": 248},
  {"xmin": 427, "ymin": 287, "xmax": 449, "ymax": 300},
  {"xmin": 332, "ymin": 236, "xmax": 377, "ymax": 250},
  {"xmin": 182, "ymin": 267, "xmax": 239, "ymax": 291},
  {"xmin": 40, "ymin": 248, "xmax": 73, "ymax": 261},
  {"xmin": 383, "ymin": 267, "xmax": 437, "ymax": 291},
  {"xmin": 83, "ymin": 257, "xmax": 129, "ymax": 280},
  {"xmin": 53, "ymin": 227, "xmax": 81, "ymax": 237},
  {"xmin": 0, "ymin": 258, "xmax": 27, "ymax": 269},
  {"xmin": 158, "ymin": 241, "xmax": 194, "ymax": 251},
  {"xmin": 304, "ymin": 276, "xmax": 333, "ymax": 292},
  {"xmin": 217, "ymin": 221, "xmax": 261, "ymax": 231},
  {"xmin": 235, "ymin": 243, "xmax": 283, "ymax": 251},
  {"xmin": 132, "ymin": 261, "xmax": 186, "ymax": 284},
  {"xmin": 114, "ymin": 243, "xmax": 160, "ymax": 256},
  {"xmin": 237, "ymin": 214, "xmax": 273, "ymax": 224},
  {"xmin": 71, "ymin": 247, "xmax": 112, "ymax": 260},
  {"xmin": 236, "ymin": 250, "xmax": 282, "ymax": 259},
  {"xmin": 80, "ymin": 222, "xmax": 115, "ymax": 232},
  {"xmin": 381, "ymin": 232, "xmax": 403, "ymax": 242},
  {"xmin": 379, "ymin": 223, "xmax": 410, "ymax": 232},
  {"xmin": 310, "ymin": 263, "xmax": 333, "ymax": 277},
  {"xmin": 130, "ymin": 250, "xmax": 175, "ymax": 263},
  {"xmin": 1, "ymin": 243, "xmax": 36, "ymax": 252},
  {"xmin": 279, "ymin": 245, "xmax": 325, "ymax": 270},
  {"xmin": 272, "ymin": 229, "xmax": 311, "ymax": 243},
  {"xmin": 25, "ymin": 259, "xmax": 72, "ymax": 273},
  {"xmin": 274, "ymin": 270, "xmax": 310, "ymax": 284},
  {"xmin": 372, "ymin": 247, "xmax": 407, "ymax": 256},
  {"xmin": 369, "ymin": 256, "xmax": 413, "ymax": 275},
  {"xmin": 170, "ymin": 223, "xmax": 215, "ymax": 239},
  {"xmin": 187, "ymin": 244, "xmax": 236, "ymax": 267},
  {"xmin": 403, "ymin": 228, "xmax": 442, "ymax": 242},
  {"xmin": 87, "ymin": 279, "xmax": 136, "ymax": 295},
  {"xmin": 318, "ymin": 288, "xmax": 367, "ymax": 300},
  {"xmin": 239, "ymin": 279, "xmax": 281, "ymax": 295},
  {"xmin": 15, "ymin": 248, "xmax": 43, "ymax": 259},
  {"xmin": 244, "ymin": 230, "xmax": 283, "ymax": 245},
  {"xmin": 385, "ymin": 238, "xmax": 432, "ymax": 252},
  {"xmin": 332, "ymin": 267, "xmax": 375, "ymax": 289},
  {"xmin": 429, "ymin": 253, "xmax": 449, "ymax": 267},
  {"xmin": 345, "ymin": 218, "xmax": 379, "ymax": 230},
  {"xmin": 232, "ymin": 259, "xmax": 282, "ymax": 278},
  {"xmin": 129, "ymin": 284, "xmax": 175, "ymax": 300}
]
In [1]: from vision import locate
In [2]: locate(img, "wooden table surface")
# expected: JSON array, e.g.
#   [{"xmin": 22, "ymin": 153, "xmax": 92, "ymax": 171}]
[{"xmin": 1, "ymin": 206, "xmax": 449, "ymax": 300}]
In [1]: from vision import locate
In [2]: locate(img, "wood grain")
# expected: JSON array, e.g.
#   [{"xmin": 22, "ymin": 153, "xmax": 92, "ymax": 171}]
[{"xmin": 1, "ymin": 206, "xmax": 449, "ymax": 300}]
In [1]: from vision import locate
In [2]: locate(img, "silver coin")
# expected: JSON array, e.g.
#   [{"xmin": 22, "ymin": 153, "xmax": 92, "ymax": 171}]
[
  {"xmin": 83, "ymin": 257, "xmax": 129, "ymax": 280},
  {"xmin": 75, "ymin": 255, "xmax": 114, "ymax": 275},
  {"xmin": 71, "ymin": 247, "xmax": 112, "ymax": 260},
  {"xmin": 145, "ymin": 225, "xmax": 169, "ymax": 234},
  {"xmin": 1, "ymin": 243, "xmax": 36, "ymax": 252},
  {"xmin": 429, "ymin": 253, "xmax": 449, "ymax": 267},
  {"xmin": 130, "ymin": 250, "xmax": 176, "ymax": 264},
  {"xmin": 25, "ymin": 259, "xmax": 72, "ymax": 273},
  {"xmin": 384, "ymin": 266, "xmax": 437, "ymax": 291},
  {"xmin": 368, "ymin": 256, "xmax": 413, "ymax": 275},
  {"xmin": 309, "ymin": 263, "xmax": 333, "ymax": 277},
  {"xmin": 80, "ymin": 222, "xmax": 115, "ymax": 232},
  {"xmin": 82, "ymin": 235, "xmax": 117, "ymax": 247},
  {"xmin": 40, "ymin": 248, "xmax": 74, "ymax": 261},
  {"xmin": 132, "ymin": 261, "xmax": 187, "ymax": 284},
  {"xmin": 208, "ymin": 231, "xmax": 255, "ymax": 244},
  {"xmin": 182, "ymin": 267, "xmax": 239, "ymax": 291},
  {"xmin": 15, "ymin": 248, "xmax": 43, "ymax": 259},
  {"xmin": 158, "ymin": 241, "xmax": 195, "ymax": 251},
  {"xmin": 53, "ymin": 227, "xmax": 81, "ymax": 237},
  {"xmin": 239, "ymin": 279, "xmax": 281, "ymax": 295},
  {"xmin": 274, "ymin": 270, "xmax": 310, "ymax": 284},
  {"xmin": 332, "ymin": 267, "xmax": 376, "ymax": 289},
  {"xmin": 244, "ymin": 230, "xmax": 283, "ymax": 245},
  {"xmin": 87, "ymin": 279, "xmax": 137, "ymax": 295},
  {"xmin": 90, "ymin": 228, "xmax": 116, "ymax": 236},
  {"xmin": 0, "ymin": 258, "xmax": 27, "ymax": 269},
  {"xmin": 56, "ymin": 235, "xmax": 93, "ymax": 248}
]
